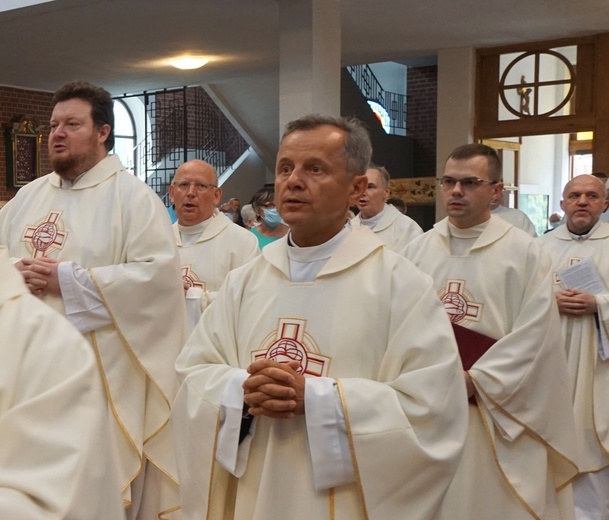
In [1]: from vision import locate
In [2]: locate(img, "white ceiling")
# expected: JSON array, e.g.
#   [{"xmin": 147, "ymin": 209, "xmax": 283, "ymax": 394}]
[
  {"xmin": 3, "ymin": 0, "xmax": 609, "ymax": 95},
  {"xmin": 3, "ymin": 0, "xmax": 609, "ymax": 163}
]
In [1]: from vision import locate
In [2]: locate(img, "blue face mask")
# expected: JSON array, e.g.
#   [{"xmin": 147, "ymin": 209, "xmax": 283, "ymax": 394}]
[{"xmin": 262, "ymin": 207, "xmax": 283, "ymax": 228}]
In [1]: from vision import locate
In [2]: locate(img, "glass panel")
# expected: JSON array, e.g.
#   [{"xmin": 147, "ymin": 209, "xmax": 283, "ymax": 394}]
[
  {"xmin": 502, "ymin": 53, "xmax": 535, "ymax": 87},
  {"xmin": 518, "ymin": 194, "xmax": 548, "ymax": 236},
  {"xmin": 113, "ymin": 101, "xmax": 134, "ymax": 136},
  {"xmin": 572, "ymin": 153, "xmax": 593, "ymax": 177},
  {"xmin": 498, "ymin": 97, "xmax": 520, "ymax": 121},
  {"xmin": 539, "ymin": 52, "xmax": 572, "ymax": 83},
  {"xmin": 537, "ymin": 84, "xmax": 572, "ymax": 116},
  {"xmin": 551, "ymin": 45, "xmax": 578, "ymax": 65},
  {"xmin": 112, "ymin": 137, "xmax": 136, "ymax": 175}
]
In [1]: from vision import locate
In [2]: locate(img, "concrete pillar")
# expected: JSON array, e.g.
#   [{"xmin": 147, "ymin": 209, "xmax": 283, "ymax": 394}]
[
  {"xmin": 436, "ymin": 47, "xmax": 476, "ymax": 221},
  {"xmin": 278, "ymin": 0, "xmax": 341, "ymax": 132}
]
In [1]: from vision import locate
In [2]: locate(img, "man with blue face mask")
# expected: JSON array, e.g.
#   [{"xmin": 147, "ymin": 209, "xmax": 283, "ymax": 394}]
[
  {"xmin": 170, "ymin": 159, "xmax": 260, "ymax": 331},
  {"xmin": 249, "ymin": 185, "xmax": 289, "ymax": 249}
]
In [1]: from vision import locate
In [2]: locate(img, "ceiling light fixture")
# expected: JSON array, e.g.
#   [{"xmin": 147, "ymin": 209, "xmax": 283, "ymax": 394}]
[{"xmin": 167, "ymin": 56, "xmax": 209, "ymax": 70}]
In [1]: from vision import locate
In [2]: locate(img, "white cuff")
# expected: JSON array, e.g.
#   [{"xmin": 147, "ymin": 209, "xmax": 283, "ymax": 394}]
[
  {"xmin": 305, "ymin": 377, "xmax": 355, "ymax": 490},
  {"xmin": 216, "ymin": 369, "xmax": 255, "ymax": 477},
  {"xmin": 58, "ymin": 262, "xmax": 112, "ymax": 334}
]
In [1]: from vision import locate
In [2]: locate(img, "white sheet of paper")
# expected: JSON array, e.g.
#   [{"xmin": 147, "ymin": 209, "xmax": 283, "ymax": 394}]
[
  {"xmin": 558, "ymin": 257, "xmax": 605, "ymax": 294},
  {"xmin": 559, "ymin": 258, "xmax": 609, "ymax": 360}
]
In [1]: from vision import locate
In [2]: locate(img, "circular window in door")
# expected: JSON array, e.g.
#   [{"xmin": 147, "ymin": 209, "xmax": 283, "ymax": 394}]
[{"xmin": 499, "ymin": 50, "xmax": 575, "ymax": 118}]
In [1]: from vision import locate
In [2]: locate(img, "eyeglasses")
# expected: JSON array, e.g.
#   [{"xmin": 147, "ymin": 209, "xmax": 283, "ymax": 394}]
[
  {"xmin": 174, "ymin": 181, "xmax": 218, "ymax": 192},
  {"xmin": 437, "ymin": 176, "xmax": 497, "ymax": 191}
]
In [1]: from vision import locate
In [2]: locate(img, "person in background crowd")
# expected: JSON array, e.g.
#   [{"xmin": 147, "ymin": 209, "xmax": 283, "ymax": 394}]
[
  {"xmin": 352, "ymin": 165, "xmax": 422, "ymax": 251},
  {"xmin": 219, "ymin": 202, "xmax": 240, "ymax": 223},
  {"xmin": 170, "ymin": 159, "xmax": 259, "ymax": 331},
  {"xmin": 490, "ymin": 193, "xmax": 537, "ymax": 236},
  {"xmin": 249, "ymin": 185, "xmax": 289, "ymax": 249},
  {"xmin": 241, "ymin": 203, "xmax": 258, "ymax": 229},
  {"xmin": 229, "ymin": 197, "xmax": 246, "ymax": 227}
]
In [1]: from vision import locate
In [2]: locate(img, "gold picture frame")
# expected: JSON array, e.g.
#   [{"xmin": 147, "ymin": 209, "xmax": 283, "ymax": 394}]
[
  {"xmin": 389, "ymin": 177, "xmax": 436, "ymax": 205},
  {"xmin": 5, "ymin": 115, "xmax": 43, "ymax": 188}
]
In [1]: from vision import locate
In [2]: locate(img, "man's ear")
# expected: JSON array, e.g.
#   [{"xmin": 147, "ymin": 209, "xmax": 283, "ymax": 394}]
[
  {"xmin": 348, "ymin": 174, "xmax": 367, "ymax": 206},
  {"xmin": 98, "ymin": 124, "xmax": 111, "ymax": 146}
]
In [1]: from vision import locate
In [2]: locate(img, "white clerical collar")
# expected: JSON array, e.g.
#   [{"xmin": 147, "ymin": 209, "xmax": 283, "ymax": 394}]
[
  {"xmin": 448, "ymin": 219, "xmax": 489, "ymax": 238},
  {"xmin": 178, "ymin": 210, "xmax": 217, "ymax": 245},
  {"xmin": 447, "ymin": 219, "xmax": 490, "ymax": 256},
  {"xmin": 287, "ymin": 221, "xmax": 351, "ymax": 283},
  {"xmin": 359, "ymin": 205, "xmax": 386, "ymax": 229},
  {"xmin": 567, "ymin": 219, "xmax": 601, "ymax": 241}
]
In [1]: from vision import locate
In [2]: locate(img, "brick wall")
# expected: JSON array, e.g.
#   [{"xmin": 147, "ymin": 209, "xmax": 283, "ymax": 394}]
[
  {"xmin": 0, "ymin": 86, "xmax": 54, "ymax": 202},
  {"xmin": 407, "ymin": 65, "xmax": 438, "ymax": 177}
]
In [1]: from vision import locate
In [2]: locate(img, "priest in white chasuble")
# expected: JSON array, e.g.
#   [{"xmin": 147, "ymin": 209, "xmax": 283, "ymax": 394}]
[
  {"xmin": 169, "ymin": 158, "xmax": 260, "ymax": 331},
  {"xmin": 172, "ymin": 115, "xmax": 468, "ymax": 520},
  {"xmin": 0, "ymin": 81, "xmax": 187, "ymax": 519},
  {"xmin": 538, "ymin": 174, "xmax": 609, "ymax": 520},
  {"xmin": 404, "ymin": 143, "xmax": 579, "ymax": 520},
  {"xmin": 0, "ymin": 246, "xmax": 125, "ymax": 519}
]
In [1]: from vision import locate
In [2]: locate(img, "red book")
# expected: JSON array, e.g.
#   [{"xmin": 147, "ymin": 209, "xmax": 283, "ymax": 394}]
[{"xmin": 451, "ymin": 323, "xmax": 497, "ymax": 370}]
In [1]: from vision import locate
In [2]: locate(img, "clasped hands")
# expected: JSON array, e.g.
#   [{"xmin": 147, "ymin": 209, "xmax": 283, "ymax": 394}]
[
  {"xmin": 243, "ymin": 359, "xmax": 306, "ymax": 419},
  {"xmin": 15, "ymin": 257, "xmax": 61, "ymax": 297},
  {"xmin": 556, "ymin": 289, "xmax": 597, "ymax": 316}
]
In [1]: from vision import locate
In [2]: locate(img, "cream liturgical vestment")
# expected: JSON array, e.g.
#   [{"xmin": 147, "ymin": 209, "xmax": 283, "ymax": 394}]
[
  {"xmin": 491, "ymin": 205, "xmax": 537, "ymax": 237},
  {"xmin": 351, "ymin": 203, "xmax": 423, "ymax": 251},
  {"xmin": 538, "ymin": 223, "xmax": 609, "ymax": 474},
  {"xmin": 0, "ymin": 247, "xmax": 125, "ymax": 519},
  {"xmin": 174, "ymin": 211, "xmax": 259, "ymax": 329},
  {"xmin": 403, "ymin": 216, "xmax": 579, "ymax": 520},
  {"xmin": 172, "ymin": 227, "xmax": 468, "ymax": 520},
  {"xmin": 0, "ymin": 155, "xmax": 188, "ymax": 518}
]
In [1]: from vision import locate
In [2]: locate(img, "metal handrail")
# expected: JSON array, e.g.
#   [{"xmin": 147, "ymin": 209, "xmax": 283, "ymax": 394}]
[{"xmin": 346, "ymin": 64, "xmax": 407, "ymax": 133}]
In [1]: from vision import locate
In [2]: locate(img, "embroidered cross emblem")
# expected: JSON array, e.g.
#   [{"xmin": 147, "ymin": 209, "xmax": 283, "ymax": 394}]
[
  {"xmin": 181, "ymin": 265, "xmax": 205, "ymax": 290},
  {"xmin": 22, "ymin": 211, "xmax": 67, "ymax": 258},
  {"xmin": 252, "ymin": 318, "xmax": 331, "ymax": 377},
  {"xmin": 439, "ymin": 279, "xmax": 483, "ymax": 324}
]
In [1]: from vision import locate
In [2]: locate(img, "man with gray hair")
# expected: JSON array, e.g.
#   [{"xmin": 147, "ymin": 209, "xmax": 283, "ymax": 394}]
[
  {"xmin": 352, "ymin": 164, "xmax": 422, "ymax": 250},
  {"xmin": 538, "ymin": 174, "xmax": 609, "ymax": 519},
  {"xmin": 172, "ymin": 114, "xmax": 468, "ymax": 519}
]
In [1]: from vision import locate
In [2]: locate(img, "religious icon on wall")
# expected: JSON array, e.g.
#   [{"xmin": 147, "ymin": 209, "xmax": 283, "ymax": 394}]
[{"xmin": 5, "ymin": 115, "xmax": 42, "ymax": 188}]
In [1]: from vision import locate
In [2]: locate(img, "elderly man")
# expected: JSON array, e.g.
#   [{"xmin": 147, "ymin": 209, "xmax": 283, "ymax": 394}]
[
  {"xmin": 352, "ymin": 165, "xmax": 422, "ymax": 250},
  {"xmin": 170, "ymin": 159, "xmax": 259, "ymax": 330},
  {"xmin": 538, "ymin": 174, "xmax": 609, "ymax": 520},
  {"xmin": 0, "ymin": 81, "xmax": 187, "ymax": 519},
  {"xmin": 403, "ymin": 143, "xmax": 579, "ymax": 520},
  {"xmin": 171, "ymin": 115, "xmax": 468, "ymax": 520},
  {"xmin": 0, "ymin": 246, "xmax": 125, "ymax": 519}
]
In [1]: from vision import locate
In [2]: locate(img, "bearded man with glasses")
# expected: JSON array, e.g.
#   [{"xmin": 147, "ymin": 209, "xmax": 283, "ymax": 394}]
[
  {"xmin": 170, "ymin": 159, "xmax": 259, "ymax": 331},
  {"xmin": 403, "ymin": 143, "xmax": 579, "ymax": 520}
]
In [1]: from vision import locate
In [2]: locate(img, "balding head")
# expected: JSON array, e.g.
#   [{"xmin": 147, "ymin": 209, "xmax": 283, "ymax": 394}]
[
  {"xmin": 170, "ymin": 160, "xmax": 222, "ymax": 226},
  {"xmin": 560, "ymin": 175, "xmax": 609, "ymax": 234}
]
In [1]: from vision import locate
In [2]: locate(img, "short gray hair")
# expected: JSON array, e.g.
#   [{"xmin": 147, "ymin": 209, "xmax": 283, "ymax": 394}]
[
  {"xmin": 280, "ymin": 114, "xmax": 372, "ymax": 176},
  {"xmin": 368, "ymin": 164, "xmax": 390, "ymax": 188}
]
